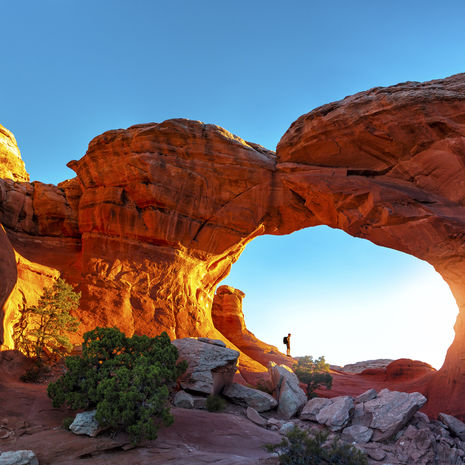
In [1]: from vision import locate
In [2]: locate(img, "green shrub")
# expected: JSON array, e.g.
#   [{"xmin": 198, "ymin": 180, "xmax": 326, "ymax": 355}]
[
  {"xmin": 13, "ymin": 277, "xmax": 80, "ymax": 379},
  {"xmin": 62, "ymin": 416, "xmax": 74, "ymax": 430},
  {"xmin": 267, "ymin": 426, "xmax": 368, "ymax": 465},
  {"xmin": 294, "ymin": 356, "xmax": 333, "ymax": 398},
  {"xmin": 206, "ymin": 394, "xmax": 226, "ymax": 412},
  {"xmin": 47, "ymin": 327, "xmax": 187, "ymax": 443}
]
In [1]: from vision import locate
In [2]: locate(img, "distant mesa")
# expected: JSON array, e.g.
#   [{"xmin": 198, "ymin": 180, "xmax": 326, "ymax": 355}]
[{"xmin": 2, "ymin": 74, "xmax": 465, "ymax": 418}]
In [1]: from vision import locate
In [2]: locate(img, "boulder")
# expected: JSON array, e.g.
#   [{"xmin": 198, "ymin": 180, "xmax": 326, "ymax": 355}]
[
  {"xmin": 351, "ymin": 403, "xmax": 372, "ymax": 428},
  {"xmin": 341, "ymin": 424, "xmax": 373, "ymax": 444},
  {"xmin": 0, "ymin": 451, "xmax": 38, "ymax": 465},
  {"xmin": 246, "ymin": 407, "xmax": 267, "ymax": 427},
  {"xmin": 438, "ymin": 413, "xmax": 465, "ymax": 440},
  {"xmin": 268, "ymin": 363, "xmax": 307, "ymax": 419},
  {"xmin": 69, "ymin": 410, "xmax": 102, "ymax": 437},
  {"xmin": 172, "ymin": 338, "xmax": 239, "ymax": 394},
  {"xmin": 355, "ymin": 388, "xmax": 377, "ymax": 403},
  {"xmin": 173, "ymin": 390, "xmax": 195, "ymax": 409},
  {"xmin": 301, "ymin": 396, "xmax": 354, "ymax": 432},
  {"xmin": 223, "ymin": 382, "xmax": 277, "ymax": 412},
  {"xmin": 279, "ymin": 422, "xmax": 296, "ymax": 435},
  {"xmin": 364, "ymin": 389, "xmax": 427, "ymax": 441},
  {"xmin": 192, "ymin": 396, "xmax": 208, "ymax": 409},
  {"xmin": 315, "ymin": 396, "xmax": 354, "ymax": 432},
  {"xmin": 300, "ymin": 397, "xmax": 332, "ymax": 421}
]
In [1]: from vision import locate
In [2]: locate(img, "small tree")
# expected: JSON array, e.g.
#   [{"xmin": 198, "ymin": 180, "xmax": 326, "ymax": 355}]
[
  {"xmin": 294, "ymin": 355, "xmax": 333, "ymax": 399},
  {"xmin": 47, "ymin": 327, "xmax": 187, "ymax": 443},
  {"xmin": 12, "ymin": 277, "xmax": 80, "ymax": 377}
]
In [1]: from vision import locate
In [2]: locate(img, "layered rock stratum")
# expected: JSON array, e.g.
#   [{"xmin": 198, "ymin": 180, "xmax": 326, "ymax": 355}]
[{"xmin": 1, "ymin": 74, "xmax": 465, "ymax": 418}]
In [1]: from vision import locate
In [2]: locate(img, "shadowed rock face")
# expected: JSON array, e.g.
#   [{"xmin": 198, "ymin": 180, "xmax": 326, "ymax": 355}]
[{"xmin": 2, "ymin": 74, "xmax": 465, "ymax": 416}]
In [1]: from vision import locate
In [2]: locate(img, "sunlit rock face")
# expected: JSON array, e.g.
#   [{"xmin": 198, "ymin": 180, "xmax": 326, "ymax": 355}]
[
  {"xmin": 0, "ymin": 137, "xmax": 81, "ymax": 349},
  {"xmin": 0, "ymin": 226, "xmax": 17, "ymax": 346},
  {"xmin": 65, "ymin": 119, "xmax": 298, "ymax": 343},
  {"xmin": 0, "ymin": 125, "xmax": 29, "ymax": 183},
  {"xmin": 2, "ymin": 74, "xmax": 465, "ymax": 416},
  {"xmin": 276, "ymin": 73, "xmax": 465, "ymax": 418}
]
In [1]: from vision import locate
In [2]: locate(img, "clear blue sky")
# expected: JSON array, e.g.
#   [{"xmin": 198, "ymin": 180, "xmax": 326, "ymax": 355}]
[{"xmin": 2, "ymin": 1, "xmax": 463, "ymax": 368}]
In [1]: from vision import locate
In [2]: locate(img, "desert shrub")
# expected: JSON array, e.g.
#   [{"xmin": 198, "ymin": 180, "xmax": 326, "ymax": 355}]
[
  {"xmin": 13, "ymin": 277, "xmax": 80, "ymax": 378},
  {"xmin": 206, "ymin": 394, "xmax": 226, "ymax": 412},
  {"xmin": 294, "ymin": 356, "xmax": 333, "ymax": 398},
  {"xmin": 62, "ymin": 416, "xmax": 74, "ymax": 430},
  {"xmin": 47, "ymin": 327, "xmax": 187, "ymax": 443},
  {"xmin": 267, "ymin": 426, "xmax": 368, "ymax": 465}
]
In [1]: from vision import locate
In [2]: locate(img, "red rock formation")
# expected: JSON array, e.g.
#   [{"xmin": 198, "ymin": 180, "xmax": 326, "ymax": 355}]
[
  {"xmin": 276, "ymin": 73, "xmax": 465, "ymax": 418},
  {"xmin": 0, "ymin": 171, "xmax": 82, "ymax": 348},
  {"xmin": 212, "ymin": 285, "xmax": 292, "ymax": 368},
  {"xmin": 63, "ymin": 120, "xmax": 288, "ymax": 344},
  {"xmin": 384, "ymin": 359, "xmax": 436, "ymax": 381},
  {"xmin": 0, "ymin": 226, "xmax": 17, "ymax": 347},
  {"xmin": 0, "ymin": 121, "xmax": 284, "ymax": 376},
  {"xmin": 0, "ymin": 125, "xmax": 28, "ymax": 183},
  {"xmin": 2, "ymin": 74, "xmax": 465, "ymax": 417}
]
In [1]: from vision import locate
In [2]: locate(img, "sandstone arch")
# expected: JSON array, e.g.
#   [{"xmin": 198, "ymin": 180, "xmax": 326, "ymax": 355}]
[
  {"xmin": 1, "ymin": 73, "xmax": 465, "ymax": 416},
  {"xmin": 275, "ymin": 73, "xmax": 465, "ymax": 418}
]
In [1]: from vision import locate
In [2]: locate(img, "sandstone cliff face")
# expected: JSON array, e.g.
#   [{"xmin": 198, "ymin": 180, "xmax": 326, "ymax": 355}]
[
  {"xmin": 0, "ymin": 226, "xmax": 17, "ymax": 346},
  {"xmin": 2, "ymin": 74, "xmax": 465, "ymax": 417},
  {"xmin": 0, "ymin": 125, "xmax": 28, "ymax": 183},
  {"xmin": 65, "ymin": 120, "xmax": 285, "ymax": 342}
]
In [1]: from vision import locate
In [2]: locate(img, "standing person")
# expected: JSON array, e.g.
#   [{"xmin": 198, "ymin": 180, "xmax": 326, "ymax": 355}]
[{"xmin": 283, "ymin": 333, "xmax": 291, "ymax": 357}]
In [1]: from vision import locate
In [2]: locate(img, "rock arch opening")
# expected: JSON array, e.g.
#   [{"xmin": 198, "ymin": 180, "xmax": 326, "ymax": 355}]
[{"xmin": 219, "ymin": 225, "xmax": 458, "ymax": 370}]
